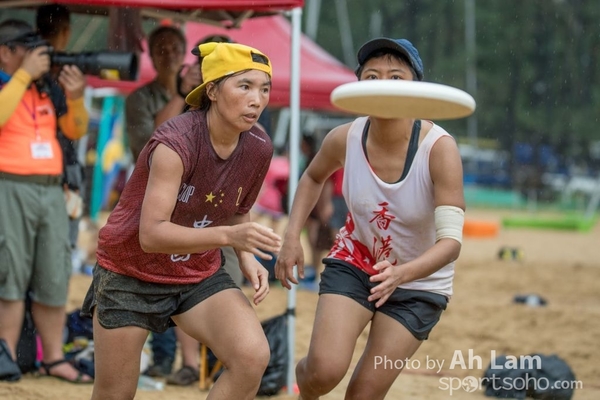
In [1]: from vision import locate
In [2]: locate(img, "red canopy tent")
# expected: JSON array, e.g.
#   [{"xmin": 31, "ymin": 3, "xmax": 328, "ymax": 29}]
[
  {"xmin": 86, "ymin": 15, "xmax": 356, "ymax": 112},
  {"xmin": 24, "ymin": 0, "xmax": 303, "ymax": 13}
]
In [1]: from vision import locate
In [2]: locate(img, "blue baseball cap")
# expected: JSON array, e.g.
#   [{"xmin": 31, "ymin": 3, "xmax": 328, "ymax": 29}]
[{"xmin": 356, "ymin": 37, "xmax": 424, "ymax": 81}]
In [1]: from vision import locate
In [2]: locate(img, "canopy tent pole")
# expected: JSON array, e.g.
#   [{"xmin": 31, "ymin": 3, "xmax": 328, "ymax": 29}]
[{"xmin": 286, "ymin": 5, "xmax": 302, "ymax": 395}]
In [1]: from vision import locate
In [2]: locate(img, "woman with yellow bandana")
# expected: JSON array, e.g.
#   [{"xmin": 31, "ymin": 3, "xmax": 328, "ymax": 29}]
[{"xmin": 82, "ymin": 42, "xmax": 281, "ymax": 400}]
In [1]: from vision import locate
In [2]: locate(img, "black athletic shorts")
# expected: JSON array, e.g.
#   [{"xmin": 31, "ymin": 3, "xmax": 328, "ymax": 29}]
[
  {"xmin": 81, "ymin": 262, "xmax": 238, "ymax": 333},
  {"xmin": 319, "ymin": 258, "xmax": 448, "ymax": 340}
]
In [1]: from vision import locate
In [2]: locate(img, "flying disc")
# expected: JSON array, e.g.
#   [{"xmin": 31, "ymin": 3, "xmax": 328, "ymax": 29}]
[{"xmin": 330, "ymin": 80, "xmax": 476, "ymax": 120}]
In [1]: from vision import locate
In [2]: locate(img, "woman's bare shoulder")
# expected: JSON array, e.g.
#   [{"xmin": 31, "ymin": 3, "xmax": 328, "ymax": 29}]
[
  {"xmin": 316, "ymin": 121, "xmax": 355, "ymax": 169},
  {"xmin": 323, "ymin": 121, "xmax": 353, "ymax": 146}
]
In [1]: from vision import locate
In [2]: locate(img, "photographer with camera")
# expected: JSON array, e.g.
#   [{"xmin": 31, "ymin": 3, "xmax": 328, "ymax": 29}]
[
  {"xmin": 37, "ymin": 4, "xmax": 87, "ymax": 263},
  {"xmin": 0, "ymin": 19, "xmax": 91, "ymax": 383}
]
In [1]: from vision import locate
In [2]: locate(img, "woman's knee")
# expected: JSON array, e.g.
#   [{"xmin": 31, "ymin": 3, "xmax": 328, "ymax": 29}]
[
  {"xmin": 92, "ymin": 361, "xmax": 139, "ymax": 400},
  {"xmin": 298, "ymin": 355, "xmax": 347, "ymax": 392},
  {"xmin": 225, "ymin": 334, "xmax": 270, "ymax": 377}
]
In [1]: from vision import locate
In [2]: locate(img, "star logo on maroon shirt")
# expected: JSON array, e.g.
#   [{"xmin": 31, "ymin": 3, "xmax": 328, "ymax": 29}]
[{"xmin": 205, "ymin": 192, "xmax": 216, "ymax": 202}]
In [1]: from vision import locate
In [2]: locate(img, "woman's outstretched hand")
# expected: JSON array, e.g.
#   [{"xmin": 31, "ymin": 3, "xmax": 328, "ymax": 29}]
[
  {"xmin": 274, "ymin": 238, "xmax": 305, "ymax": 290},
  {"xmin": 239, "ymin": 256, "xmax": 270, "ymax": 305},
  {"xmin": 228, "ymin": 222, "xmax": 282, "ymax": 260}
]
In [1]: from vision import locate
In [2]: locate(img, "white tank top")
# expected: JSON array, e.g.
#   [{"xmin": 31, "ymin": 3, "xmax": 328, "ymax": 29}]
[{"xmin": 327, "ymin": 116, "xmax": 455, "ymax": 297}]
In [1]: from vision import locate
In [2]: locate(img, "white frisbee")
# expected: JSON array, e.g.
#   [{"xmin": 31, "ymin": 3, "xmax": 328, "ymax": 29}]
[{"xmin": 330, "ymin": 80, "xmax": 476, "ymax": 120}]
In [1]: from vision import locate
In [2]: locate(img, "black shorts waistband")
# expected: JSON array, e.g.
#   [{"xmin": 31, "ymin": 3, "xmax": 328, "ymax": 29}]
[{"xmin": 0, "ymin": 171, "xmax": 62, "ymax": 186}]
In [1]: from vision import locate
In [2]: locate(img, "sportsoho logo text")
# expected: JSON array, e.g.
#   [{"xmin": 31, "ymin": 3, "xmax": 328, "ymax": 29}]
[
  {"xmin": 373, "ymin": 350, "xmax": 582, "ymax": 396},
  {"xmin": 436, "ymin": 350, "xmax": 583, "ymax": 395},
  {"xmin": 439, "ymin": 374, "xmax": 583, "ymax": 396}
]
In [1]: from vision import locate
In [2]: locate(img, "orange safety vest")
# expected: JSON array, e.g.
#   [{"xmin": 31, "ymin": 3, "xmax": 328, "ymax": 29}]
[{"xmin": 0, "ymin": 85, "xmax": 62, "ymax": 175}]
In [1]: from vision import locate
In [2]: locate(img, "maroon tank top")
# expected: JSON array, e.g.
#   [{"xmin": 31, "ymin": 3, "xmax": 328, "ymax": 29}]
[{"xmin": 97, "ymin": 109, "xmax": 273, "ymax": 284}]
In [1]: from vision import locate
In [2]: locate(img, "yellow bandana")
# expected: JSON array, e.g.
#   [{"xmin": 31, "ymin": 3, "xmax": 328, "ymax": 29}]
[{"xmin": 186, "ymin": 42, "xmax": 272, "ymax": 107}]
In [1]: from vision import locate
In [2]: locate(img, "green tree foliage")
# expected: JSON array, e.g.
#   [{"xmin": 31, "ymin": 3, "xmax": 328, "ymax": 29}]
[
  {"xmin": 310, "ymin": 0, "xmax": 600, "ymax": 153},
  {"xmin": 3, "ymin": 2, "xmax": 598, "ymax": 155}
]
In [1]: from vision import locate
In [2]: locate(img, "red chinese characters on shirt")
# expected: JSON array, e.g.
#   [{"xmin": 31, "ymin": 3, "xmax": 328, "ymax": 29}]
[
  {"xmin": 373, "ymin": 235, "xmax": 395, "ymax": 262},
  {"xmin": 328, "ymin": 201, "xmax": 398, "ymax": 275},
  {"xmin": 369, "ymin": 202, "xmax": 395, "ymax": 229},
  {"xmin": 370, "ymin": 202, "xmax": 398, "ymax": 266}
]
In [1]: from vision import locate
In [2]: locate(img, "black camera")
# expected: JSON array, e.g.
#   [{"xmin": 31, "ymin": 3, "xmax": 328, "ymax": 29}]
[
  {"xmin": 49, "ymin": 51, "xmax": 139, "ymax": 81},
  {"xmin": 15, "ymin": 33, "xmax": 139, "ymax": 81}
]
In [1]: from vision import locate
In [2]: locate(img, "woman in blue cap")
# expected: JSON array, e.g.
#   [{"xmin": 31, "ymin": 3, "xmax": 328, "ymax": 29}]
[{"xmin": 276, "ymin": 37, "xmax": 465, "ymax": 399}]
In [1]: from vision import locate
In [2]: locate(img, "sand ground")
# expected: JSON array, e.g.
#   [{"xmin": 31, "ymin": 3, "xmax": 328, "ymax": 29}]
[{"xmin": 1, "ymin": 208, "xmax": 599, "ymax": 399}]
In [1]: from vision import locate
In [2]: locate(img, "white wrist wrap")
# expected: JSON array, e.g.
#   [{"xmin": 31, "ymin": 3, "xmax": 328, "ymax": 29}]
[{"xmin": 435, "ymin": 205, "xmax": 465, "ymax": 244}]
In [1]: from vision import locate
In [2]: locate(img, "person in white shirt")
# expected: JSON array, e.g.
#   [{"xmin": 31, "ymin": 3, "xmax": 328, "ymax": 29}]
[{"xmin": 275, "ymin": 37, "xmax": 465, "ymax": 400}]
